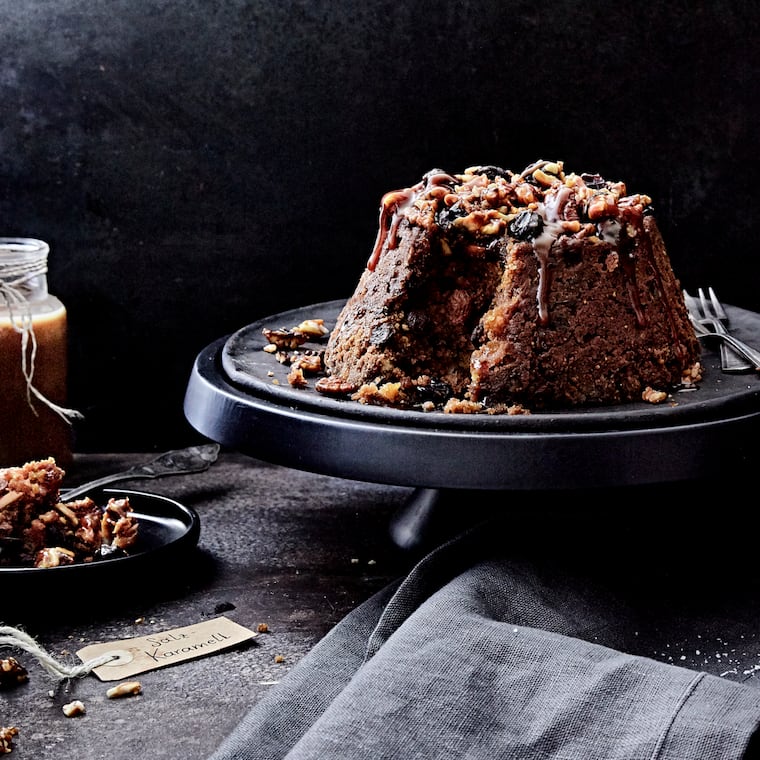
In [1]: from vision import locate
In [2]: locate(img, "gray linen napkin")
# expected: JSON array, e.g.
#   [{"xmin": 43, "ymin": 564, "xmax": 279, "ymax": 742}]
[{"xmin": 209, "ymin": 512, "xmax": 760, "ymax": 760}]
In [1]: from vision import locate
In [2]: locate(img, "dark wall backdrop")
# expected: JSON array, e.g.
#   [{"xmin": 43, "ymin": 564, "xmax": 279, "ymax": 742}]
[{"xmin": 0, "ymin": 1, "xmax": 757, "ymax": 452}]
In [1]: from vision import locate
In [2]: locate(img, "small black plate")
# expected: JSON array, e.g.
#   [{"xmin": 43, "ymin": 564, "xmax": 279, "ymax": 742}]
[{"xmin": 1, "ymin": 489, "xmax": 200, "ymax": 603}]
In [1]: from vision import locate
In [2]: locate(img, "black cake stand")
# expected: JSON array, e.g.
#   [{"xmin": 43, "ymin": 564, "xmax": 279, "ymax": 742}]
[{"xmin": 184, "ymin": 300, "xmax": 760, "ymax": 546}]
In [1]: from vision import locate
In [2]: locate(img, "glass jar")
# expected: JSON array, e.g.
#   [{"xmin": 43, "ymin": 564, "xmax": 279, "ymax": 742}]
[{"xmin": 0, "ymin": 238, "xmax": 77, "ymax": 467}]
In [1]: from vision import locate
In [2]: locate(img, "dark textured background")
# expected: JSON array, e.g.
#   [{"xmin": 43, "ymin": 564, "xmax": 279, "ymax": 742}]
[{"xmin": 0, "ymin": 0, "xmax": 757, "ymax": 451}]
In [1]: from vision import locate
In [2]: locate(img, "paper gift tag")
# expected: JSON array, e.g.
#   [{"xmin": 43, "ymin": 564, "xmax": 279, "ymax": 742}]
[{"xmin": 76, "ymin": 616, "xmax": 256, "ymax": 681}]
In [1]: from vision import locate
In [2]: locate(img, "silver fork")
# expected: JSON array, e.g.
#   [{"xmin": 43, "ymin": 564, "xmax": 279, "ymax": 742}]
[
  {"xmin": 700, "ymin": 287, "xmax": 745, "ymax": 372},
  {"xmin": 683, "ymin": 288, "xmax": 760, "ymax": 372}
]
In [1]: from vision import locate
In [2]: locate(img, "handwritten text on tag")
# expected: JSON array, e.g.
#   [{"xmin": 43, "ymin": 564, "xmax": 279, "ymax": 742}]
[{"xmin": 76, "ymin": 616, "xmax": 256, "ymax": 681}]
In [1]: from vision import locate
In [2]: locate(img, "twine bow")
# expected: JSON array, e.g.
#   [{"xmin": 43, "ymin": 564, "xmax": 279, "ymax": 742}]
[{"xmin": 0, "ymin": 255, "xmax": 83, "ymax": 423}]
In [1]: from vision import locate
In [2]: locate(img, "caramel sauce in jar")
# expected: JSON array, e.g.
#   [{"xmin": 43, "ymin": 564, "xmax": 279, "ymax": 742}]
[{"xmin": 0, "ymin": 239, "xmax": 73, "ymax": 467}]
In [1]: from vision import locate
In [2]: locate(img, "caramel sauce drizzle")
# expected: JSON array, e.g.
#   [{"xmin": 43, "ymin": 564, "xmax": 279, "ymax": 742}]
[
  {"xmin": 532, "ymin": 185, "xmax": 653, "ymax": 329},
  {"xmin": 365, "ymin": 165, "xmax": 671, "ymax": 342},
  {"xmin": 617, "ymin": 201, "xmax": 688, "ymax": 358},
  {"xmin": 367, "ymin": 172, "xmax": 456, "ymax": 272},
  {"xmin": 532, "ymin": 185, "xmax": 574, "ymax": 326}
]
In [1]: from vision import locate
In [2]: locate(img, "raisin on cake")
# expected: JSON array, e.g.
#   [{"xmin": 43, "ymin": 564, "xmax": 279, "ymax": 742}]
[{"xmin": 316, "ymin": 160, "xmax": 702, "ymax": 413}]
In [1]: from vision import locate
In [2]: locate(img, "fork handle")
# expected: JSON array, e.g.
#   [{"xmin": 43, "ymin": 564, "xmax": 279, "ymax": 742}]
[
  {"xmin": 718, "ymin": 338, "xmax": 752, "ymax": 371},
  {"xmin": 703, "ymin": 317, "xmax": 754, "ymax": 371},
  {"xmin": 703, "ymin": 332, "xmax": 760, "ymax": 371}
]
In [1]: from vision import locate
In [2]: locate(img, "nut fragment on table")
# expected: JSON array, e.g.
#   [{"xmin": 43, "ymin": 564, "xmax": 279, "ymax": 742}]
[
  {"xmin": 62, "ymin": 700, "xmax": 86, "ymax": 717},
  {"xmin": 0, "ymin": 726, "xmax": 18, "ymax": 753},
  {"xmin": 106, "ymin": 680, "xmax": 142, "ymax": 699},
  {"xmin": 0, "ymin": 657, "xmax": 28, "ymax": 689}
]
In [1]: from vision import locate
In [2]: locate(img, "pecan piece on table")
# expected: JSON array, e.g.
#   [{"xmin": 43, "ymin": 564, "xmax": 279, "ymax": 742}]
[
  {"xmin": 0, "ymin": 726, "xmax": 18, "ymax": 753},
  {"xmin": 0, "ymin": 657, "xmax": 28, "ymax": 689}
]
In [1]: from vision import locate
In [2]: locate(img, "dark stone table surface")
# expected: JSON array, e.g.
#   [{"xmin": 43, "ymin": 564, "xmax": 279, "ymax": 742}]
[
  {"xmin": 1, "ymin": 450, "xmax": 414, "ymax": 760},
  {"xmin": 3, "ymin": 449, "xmax": 760, "ymax": 759}
]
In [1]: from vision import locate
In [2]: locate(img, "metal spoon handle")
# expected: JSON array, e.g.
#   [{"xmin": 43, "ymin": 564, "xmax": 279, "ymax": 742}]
[{"xmin": 63, "ymin": 443, "xmax": 221, "ymax": 500}]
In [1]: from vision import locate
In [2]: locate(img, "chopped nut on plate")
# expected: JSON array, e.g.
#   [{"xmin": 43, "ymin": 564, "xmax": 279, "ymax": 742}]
[
  {"xmin": 641, "ymin": 386, "xmax": 668, "ymax": 404},
  {"xmin": 261, "ymin": 327, "xmax": 309, "ymax": 349},
  {"xmin": 262, "ymin": 318, "xmax": 329, "ymax": 351},
  {"xmin": 0, "ymin": 458, "xmax": 139, "ymax": 568},
  {"xmin": 293, "ymin": 319, "xmax": 329, "ymax": 337}
]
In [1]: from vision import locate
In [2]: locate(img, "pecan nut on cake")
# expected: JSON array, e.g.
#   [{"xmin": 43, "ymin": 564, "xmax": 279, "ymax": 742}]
[
  {"xmin": 0, "ymin": 458, "xmax": 138, "ymax": 568},
  {"xmin": 316, "ymin": 160, "xmax": 702, "ymax": 413}
]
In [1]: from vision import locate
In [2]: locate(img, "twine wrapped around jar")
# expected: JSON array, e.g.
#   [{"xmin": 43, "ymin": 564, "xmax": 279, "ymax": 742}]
[
  {"xmin": 0, "ymin": 238, "xmax": 80, "ymax": 466},
  {"xmin": 0, "ymin": 243, "xmax": 82, "ymax": 423},
  {"xmin": 0, "ymin": 251, "xmax": 81, "ymax": 423}
]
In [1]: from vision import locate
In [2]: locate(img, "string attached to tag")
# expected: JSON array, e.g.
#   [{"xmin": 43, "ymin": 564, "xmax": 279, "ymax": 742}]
[{"xmin": 0, "ymin": 625, "xmax": 115, "ymax": 680}]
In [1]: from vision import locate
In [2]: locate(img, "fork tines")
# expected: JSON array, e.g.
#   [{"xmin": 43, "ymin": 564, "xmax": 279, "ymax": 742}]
[
  {"xmin": 699, "ymin": 287, "xmax": 729, "ymax": 322},
  {"xmin": 686, "ymin": 287, "xmax": 754, "ymax": 372}
]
